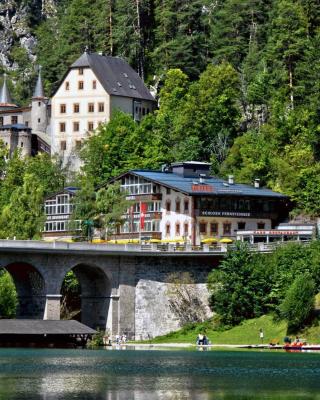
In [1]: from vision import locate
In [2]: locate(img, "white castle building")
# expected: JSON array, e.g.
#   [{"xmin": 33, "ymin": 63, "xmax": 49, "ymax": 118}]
[
  {"xmin": 51, "ymin": 51, "xmax": 156, "ymax": 170},
  {"xmin": 0, "ymin": 51, "xmax": 155, "ymax": 166}
]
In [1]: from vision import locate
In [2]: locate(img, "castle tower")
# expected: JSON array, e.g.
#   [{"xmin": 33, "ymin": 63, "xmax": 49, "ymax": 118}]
[
  {"xmin": 0, "ymin": 74, "xmax": 17, "ymax": 110},
  {"xmin": 31, "ymin": 66, "xmax": 48, "ymax": 133}
]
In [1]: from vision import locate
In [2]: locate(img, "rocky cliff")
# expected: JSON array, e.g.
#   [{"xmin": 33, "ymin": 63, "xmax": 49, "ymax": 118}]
[{"xmin": 0, "ymin": 0, "xmax": 57, "ymax": 70}]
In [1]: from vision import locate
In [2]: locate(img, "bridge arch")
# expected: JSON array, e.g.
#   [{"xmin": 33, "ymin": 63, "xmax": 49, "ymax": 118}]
[
  {"xmin": 61, "ymin": 263, "xmax": 112, "ymax": 330},
  {"xmin": 3, "ymin": 262, "xmax": 46, "ymax": 319}
]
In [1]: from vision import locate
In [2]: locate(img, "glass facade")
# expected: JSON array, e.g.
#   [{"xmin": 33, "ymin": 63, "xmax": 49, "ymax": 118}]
[
  {"xmin": 121, "ymin": 176, "xmax": 159, "ymax": 195},
  {"xmin": 43, "ymin": 193, "xmax": 80, "ymax": 233}
]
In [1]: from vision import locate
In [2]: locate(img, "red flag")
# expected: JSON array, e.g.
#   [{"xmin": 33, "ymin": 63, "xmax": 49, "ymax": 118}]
[{"xmin": 140, "ymin": 203, "xmax": 147, "ymax": 230}]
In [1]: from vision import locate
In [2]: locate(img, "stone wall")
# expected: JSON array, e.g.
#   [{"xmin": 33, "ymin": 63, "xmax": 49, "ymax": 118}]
[{"xmin": 134, "ymin": 256, "xmax": 218, "ymax": 340}]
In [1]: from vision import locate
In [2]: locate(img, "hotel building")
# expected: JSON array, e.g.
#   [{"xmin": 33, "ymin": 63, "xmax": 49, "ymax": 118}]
[{"xmin": 110, "ymin": 161, "xmax": 290, "ymax": 244}]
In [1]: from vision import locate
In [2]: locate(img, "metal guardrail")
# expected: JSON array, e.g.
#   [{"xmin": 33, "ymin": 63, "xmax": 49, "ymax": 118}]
[{"xmin": 0, "ymin": 239, "xmax": 312, "ymax": 254}]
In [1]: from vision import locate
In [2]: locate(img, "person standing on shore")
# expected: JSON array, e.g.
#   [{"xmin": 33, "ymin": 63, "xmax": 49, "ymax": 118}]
[{"xmin": 259, "ymin": 329, "xmax": 264, "ymax": 344}]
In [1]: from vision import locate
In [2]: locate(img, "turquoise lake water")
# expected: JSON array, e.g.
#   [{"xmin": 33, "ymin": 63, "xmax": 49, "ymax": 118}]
[{"xmin": 0, "ymin": 348, "xmax": 320, "ymax": 399}]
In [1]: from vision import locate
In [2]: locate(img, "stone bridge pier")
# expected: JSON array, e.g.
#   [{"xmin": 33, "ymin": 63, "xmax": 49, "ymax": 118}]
[{"xmin": 0, "ymin": 243, "xmax": 221, "ymax": 339}]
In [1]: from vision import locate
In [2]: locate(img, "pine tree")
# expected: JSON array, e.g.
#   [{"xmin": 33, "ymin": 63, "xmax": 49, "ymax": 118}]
[{"xmin": 152, "ymin": 0, "xmax": 208, "ymax": 79}]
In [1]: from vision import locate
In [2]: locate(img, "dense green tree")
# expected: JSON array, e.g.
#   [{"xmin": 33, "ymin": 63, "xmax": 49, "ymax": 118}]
[
  {"xmin": 208, "ymin": 242, "xmax": 272, "ymax": 326},
  {"xmin": 209, "ymin": 0, "xmax": 270, "ymax": 68},
  {"xmin": 113, "ymin": 0, "xmax": 154, "ymax": 79},
  {"xmin": 0, "ymin": 269, "xmax": 18, "ymax": 319},
  {"xmin": 0, "ymin": 173, "xmax": 45, "ymax": 240},
  {"xmin": 0, "ymin": 152, "xmax": 65, "ymax": 239},
  {"xmin": 72, "ymin": 180, "xmax": 130, "ymax": 240},
  {"xmin": 176, "ymin": 63, "xmax": 241, "ymax": 164},
  {"xmin": 95, "ymin": 183, "xmax": 131, "ymax": 238},
  {"xmin": 280, "ymin": 273, "xmax": 315, "ymax": 333},
  {"xmin": 265, "ymin": 0, "xmax": 309, "ymax": 108},
  {"xmin": 152, "ymin": 0, "xmax": 208, "ymax": 79},
  {"xmin": 80, "ymin": 111, "xmax": 143, "ymax": 185}
]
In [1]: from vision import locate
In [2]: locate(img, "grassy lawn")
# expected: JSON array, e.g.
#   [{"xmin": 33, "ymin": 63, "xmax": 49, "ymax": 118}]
[{"xmin": 147, "ymin": 315, "xmax": 289, "ymax": 345}]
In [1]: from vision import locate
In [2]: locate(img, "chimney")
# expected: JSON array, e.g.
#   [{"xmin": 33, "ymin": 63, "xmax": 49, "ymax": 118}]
[
  {"xmin": 254, "ymin": 179, "xmax": 260, "ymax": 188},
  {"xmin": 228, "ymin": 175, "xmax": 234, "ymax": 185},
  {"xmin": 199, "ymin": 174, "xmax": 206, "ymax": 184}
]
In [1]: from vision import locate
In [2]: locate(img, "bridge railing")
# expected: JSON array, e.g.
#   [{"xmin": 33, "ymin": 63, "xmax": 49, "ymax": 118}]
[{"xmin": 0, "ymin": 239, "xmax": 311, "ymax": 254}]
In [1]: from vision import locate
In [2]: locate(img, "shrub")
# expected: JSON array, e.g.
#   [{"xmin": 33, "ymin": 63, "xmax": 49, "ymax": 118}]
[
  {"xmin": 0, "ymin": 270, "xmax": 18, "ymax": 318},
  {"xmin": 280, "ymin": 273, "xmax": 315, "ymax": 333}
]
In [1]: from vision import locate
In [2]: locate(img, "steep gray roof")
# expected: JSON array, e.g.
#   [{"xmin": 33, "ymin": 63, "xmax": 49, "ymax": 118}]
[
  {"xmin": 71, "ymin": 52, "xmax": 155, "ymax": 101},
  {"xmin": 0, "ymin": 320, "xmax": 96, "ymax": 335},
  {"xmin": 33, "ymin": 67, "xmax": 45, "ymax": 98},
  {"xmin": 0, "ymin": 74, "xmax": 15, "ymax": 106}
]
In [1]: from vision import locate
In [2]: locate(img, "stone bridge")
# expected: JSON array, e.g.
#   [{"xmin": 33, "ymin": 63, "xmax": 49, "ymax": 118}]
[{"xmin": 0, "ymin": 240, "xmax": 224, "ymax": 340}]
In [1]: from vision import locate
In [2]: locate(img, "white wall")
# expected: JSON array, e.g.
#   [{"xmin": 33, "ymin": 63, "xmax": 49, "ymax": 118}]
[
  {"xmin": 159, "ymin": 185, "xmax": 272, "ymax": 244},
  {"xmin": 51, "ymin": 67, "xmax": 110, "ymax": 167}
]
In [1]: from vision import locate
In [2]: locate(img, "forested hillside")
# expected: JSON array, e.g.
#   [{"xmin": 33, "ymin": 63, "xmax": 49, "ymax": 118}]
[{"xmin": 1, "ymin": 0, "xmax": 320, "ymax": 215}]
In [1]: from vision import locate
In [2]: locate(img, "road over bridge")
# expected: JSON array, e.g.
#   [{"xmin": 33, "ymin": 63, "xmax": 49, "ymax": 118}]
[{"xmin": 0, "ymin": 239, "xmax": 299, "ymax": 339}]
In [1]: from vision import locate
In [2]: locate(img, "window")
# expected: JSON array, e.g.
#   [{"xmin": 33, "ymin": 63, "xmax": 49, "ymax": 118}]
[
  {"xmin": 38, "ymin": 118, "xmax": 41, "ymax": 123},
  {"xmin": 38, "ymin": 102, "xmax": 41, "ymax": 107},
  {"xmin": 79, "ymin": 68, "xmax": 84, "ymax": 75},
  {"xmin": 223, "ymin": 222, "xmax": 232, "ymax": 235},
  {"xmin": 25, "ymin": 121, "xmax": 28, "ymax": 127},
  {"xmin": 166, "ymin": 188, "xmax": 171, "ymax": 195},
  {"xmin": 11, "ymin": 116, "xmax": 18, "ymax": 124},
  {"xmin": 20, "ymin": 142, "xmax": 24, "ymax": 147},
  {"xmin": 73, "ymin": 122, "xmax": 79, "ymax": 132},
  {"xmin": 88, "ymin": 122, "xmax": 94, "ymax": 131},
  {"xmin": 65, "ymin": 81, "xmax": 70, "ymax": 90},
  {"xmin": 0, "ymin": 117, "xmax": 3, "ymax": 126},
  {"xmin": 210, "ymin": 223, "xmax": 218, "ymax": 235},
  {"xmin": 60, "ymin": 140, "xmax": 66, "ymax": 151},
  {"xmin": 176, "ymin": 223, "xmax": 180, "ymax": 236},
  {"xmin": 75, "ymin": 140, "xmax": 82, "ymax": 150},
  {"xmin": 60, "ymin": 104, "xmax": 66, "ymax": 114},
  {"xmin": 98, "ymin": 102, "xmax": 105, "ymax": 112},
  {"xmin": 78, "ymin": 81, "xmax": 84, "ymax": 90},
  {"xmin": 166, "ymin": 223, "xmax": 170, "ymax": 236},
  {"xmin": 176, "ymin": 199, "xmax": 181, "ymax": 213},
  {"xmin": 88, "ymin": 103, "xmax": 94, "ymax": 112},
  {"xmin": 184, "ymin": 200, "xmax": 189, "ymax": 213},
  {"xmin": 199, "ymin": 222, "xmax": 207, "ymax": 235},
  {"xmin": 184, "ymin": 223, "xmax": 189, "ymax": 236},
  {"xmin": 73, "ymin": 103, "xmax": 80, "ymax": 113},
  {"xmin": 257, "ymin": 222, "xmax": 265, "ymax": 230},
  {"xmin": 238, "ymin": 222, "xmax": 246, "ymax": 230},
  {"xmin": 93, "ymin": 80, "xmax": 97, "ymax": 89},
  {"xmin": 59, "ymin": 122, "xmax": 66, "ymax": 133},
  {"xmin": 166, "ymin": 200, "xmax": 171, "ymax": 213}
]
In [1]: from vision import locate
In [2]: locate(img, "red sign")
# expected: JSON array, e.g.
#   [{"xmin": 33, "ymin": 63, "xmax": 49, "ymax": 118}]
[
  {"xmin": 192, "ymin": 184, "xmax": 214, "ymax": 192},
  {"xmin": 140, "ymin": 203, "xmax": 147, "ymax": 230}
]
